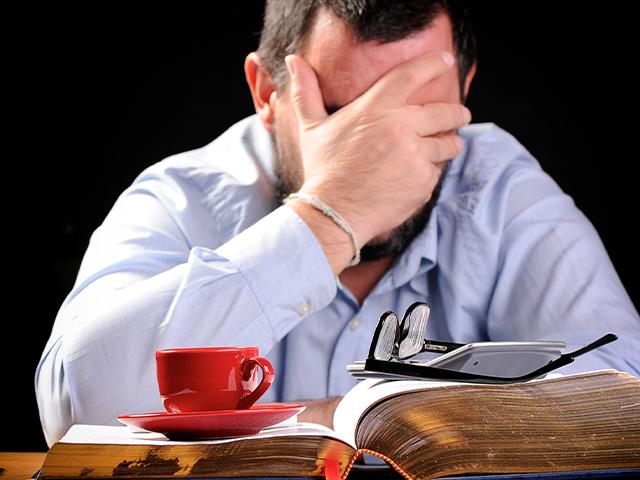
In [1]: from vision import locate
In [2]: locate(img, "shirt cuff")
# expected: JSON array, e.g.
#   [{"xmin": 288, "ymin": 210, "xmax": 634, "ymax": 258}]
[{"xmin": 216, "ymin": 205, "xmax": 338, "ymax": 341}]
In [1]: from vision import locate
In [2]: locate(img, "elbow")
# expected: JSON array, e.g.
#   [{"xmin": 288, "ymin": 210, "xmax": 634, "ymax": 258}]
[{"xmin": 35, "ymin": 336, "xmax": 75, "ymax": 447}]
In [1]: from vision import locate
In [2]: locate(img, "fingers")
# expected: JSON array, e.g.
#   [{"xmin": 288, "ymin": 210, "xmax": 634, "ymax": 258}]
[
  {"xmin": 410, "ymin": 102, "xmax": 472, "ymax": 137},
  {"xmin": 366, "ymin": 51, "xmax": 455, "ymax": 108},
  {"xmin": 285, "ymin": 54, "xmax": 328, "ymax": 128},
  {"xmin": 421, "ymin": 133, "xmax": 465, "ymax": 164}
]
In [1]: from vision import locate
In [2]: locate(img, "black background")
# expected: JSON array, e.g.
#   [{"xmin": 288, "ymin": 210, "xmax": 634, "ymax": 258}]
[{"xmin": 5, "ymin": 3, "xmax": 638, "ymax": 452}]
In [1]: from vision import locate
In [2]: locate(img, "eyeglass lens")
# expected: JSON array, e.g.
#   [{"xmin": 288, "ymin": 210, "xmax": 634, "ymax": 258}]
[
  {"xmin": 373, "ymin": 312, "xmax": 399, "ymax": 361},
  {"xmin": 398, "ymin": 303, "xmax": 431, "ymax": 359}
]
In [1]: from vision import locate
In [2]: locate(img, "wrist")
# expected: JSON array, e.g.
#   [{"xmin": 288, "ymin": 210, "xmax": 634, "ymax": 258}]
[
  {"xmin": 285, "ymin": 192, "xmax": 361, "ymax": 267},
  {"xmin": 285, "ymin": 198, "xmax": 355, "ymax": 275},
  {"xmin": 297, "ymin": 184, "xmax": 375, "ymax": 246}
]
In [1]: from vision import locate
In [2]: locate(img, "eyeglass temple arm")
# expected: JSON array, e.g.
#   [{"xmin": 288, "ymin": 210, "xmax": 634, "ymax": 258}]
[
  {"xmin": 419, "ymin": 334, "xmax": 617, "ymax": 360},
  {"xmin": 498, "ymin": 333, "xmax": 619, "ymax": 381},
  {"xmin": 503, "ymin": 333, "xmax": 619, "ymax": 382},
  {"xmin": 422, "ymin": 339, "xmax": 466, "ymax": 353},
  {"xmin": 563, "ymin": 333, "xmax": 618, "ymax": 361},
  {"xmin": 420, "ymin": 334, "xmax": 617, "ymax": 356}
]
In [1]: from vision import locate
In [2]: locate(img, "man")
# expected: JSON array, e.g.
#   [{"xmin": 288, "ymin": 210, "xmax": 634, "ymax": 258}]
[{"xmin": 36, "ymin": 0, "xmax": 639, "ymax": 446}]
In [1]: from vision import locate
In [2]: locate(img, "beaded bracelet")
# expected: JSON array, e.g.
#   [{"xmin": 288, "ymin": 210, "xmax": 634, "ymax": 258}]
[{"xmin": 284, "ymin": 192, "xmax": 361, "ymax": 267}]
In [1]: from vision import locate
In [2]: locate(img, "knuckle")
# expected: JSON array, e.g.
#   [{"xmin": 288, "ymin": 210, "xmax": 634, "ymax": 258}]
[
  {"xmin": 290, "ymin": 86, "xmax": 303, "ymax": 107},
  {"xmin": 432, "ymin": 134, "xmax": 459, "ymax": 161},
  {"xmin": 436, "ymin": 137, "xmax": 449, "ymax": 160},
  {"xmin": 424, "ymin": 103, "xmax": 449, "ymax": 130},
  {"xmin": 423, "ymin": 137, "xmax": 441, "ymax": 161},
  {"xmin": 444, "ymin": 104, "xmax": 463, "ymax": 128},
  {"xmin": 401, "ymin": 68, "xmax": 420, "ymax": 88},
  {"xmin": 437, "ymin": 104, "xmax": 453, "ymax": 127}
]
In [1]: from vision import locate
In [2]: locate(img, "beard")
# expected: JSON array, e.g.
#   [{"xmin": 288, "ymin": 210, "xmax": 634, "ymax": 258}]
[{"xmin": 272, "ymin": 129, "xmax": 448, "ymax": 263}]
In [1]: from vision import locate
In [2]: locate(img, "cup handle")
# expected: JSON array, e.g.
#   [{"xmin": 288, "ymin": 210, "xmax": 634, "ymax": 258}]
[{"xmin": 237, "ymin": 356, "xmax": 275, "ymax": 409}]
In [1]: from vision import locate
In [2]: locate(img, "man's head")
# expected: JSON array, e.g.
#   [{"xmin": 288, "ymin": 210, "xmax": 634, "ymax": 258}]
[{"xmin": 245, "ymin": 0, "xmax": 477, "ymax": 262}]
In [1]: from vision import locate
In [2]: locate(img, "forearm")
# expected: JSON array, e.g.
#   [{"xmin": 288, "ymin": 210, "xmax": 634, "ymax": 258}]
[
  {"xmin": 36, "ymin": 207, "xmax": 338, "ymax": 445},
  {"xmin": 296, "ymin": 396, "xmax": 343, "ymax": 429}
]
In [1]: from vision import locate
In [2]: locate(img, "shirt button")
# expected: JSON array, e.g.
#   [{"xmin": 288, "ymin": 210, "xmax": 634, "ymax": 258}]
[
  {"xmin": 297, "ymin": 301, "xmax": 311, "ymax": 316},
  {"xmin": 349, "ymin": 318, "xmax": 362, "ymax": 331}
]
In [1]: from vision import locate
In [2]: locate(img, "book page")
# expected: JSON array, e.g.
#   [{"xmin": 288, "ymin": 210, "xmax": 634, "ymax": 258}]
[
  {"xmin": 333, "ymin": 372, "xmax": 571, "ymax": 447},
  {"xmin": 333, "ymin": 378, "xmax": 461, "ymax": 446},
  {"xmin": 60, "ymin": 421, "xmax": 352, "ymax": 447}
]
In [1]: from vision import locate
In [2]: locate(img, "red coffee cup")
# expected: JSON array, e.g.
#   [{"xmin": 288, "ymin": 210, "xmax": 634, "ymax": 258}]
[{"xmin": 156, "ymin": 346, "xmax": 274, "ymax": 413}]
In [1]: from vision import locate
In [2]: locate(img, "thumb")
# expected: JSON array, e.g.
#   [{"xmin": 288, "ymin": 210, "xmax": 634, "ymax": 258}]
[{"xmin": 285, "ymin": 55, "xmax": 327, "ymax": 126}]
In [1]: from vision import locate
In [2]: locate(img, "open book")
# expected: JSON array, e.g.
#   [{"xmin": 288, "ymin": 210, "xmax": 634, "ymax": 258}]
[{"xmin": 38, "ymin": 370, "xmax": 640, "ymax": 479}]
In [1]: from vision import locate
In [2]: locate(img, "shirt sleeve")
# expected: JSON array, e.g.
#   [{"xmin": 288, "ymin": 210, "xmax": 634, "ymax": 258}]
[
  {"xmin": 35, "ymin": 183, "xmax": 337, "ymax": 446},
  {"xmin": 485, "ymin": 167, "xmax": 640, "ymax": 376}
]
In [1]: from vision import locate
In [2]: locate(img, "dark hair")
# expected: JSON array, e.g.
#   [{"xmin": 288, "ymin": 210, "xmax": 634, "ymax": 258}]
[{"xmin": 257, "ymin": 0, "xmax": 477, "ymax": 101}]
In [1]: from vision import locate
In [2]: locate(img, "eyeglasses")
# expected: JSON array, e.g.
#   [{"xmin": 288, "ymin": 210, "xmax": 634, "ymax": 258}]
[{"xmin": 356, "ymin": 302, "xmax": 618, "ymax": 384}]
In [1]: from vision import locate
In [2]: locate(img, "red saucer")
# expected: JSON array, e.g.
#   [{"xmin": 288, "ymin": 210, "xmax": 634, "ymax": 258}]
[{"xmin": 117, "ymin": 403, "xmax": 305, "ymax": 440}]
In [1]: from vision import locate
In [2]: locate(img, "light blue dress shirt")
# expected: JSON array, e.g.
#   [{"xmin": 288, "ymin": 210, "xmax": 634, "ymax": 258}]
[{"xmin": 36, "ymin": 114, "xmax": 639, "ymax": 446}]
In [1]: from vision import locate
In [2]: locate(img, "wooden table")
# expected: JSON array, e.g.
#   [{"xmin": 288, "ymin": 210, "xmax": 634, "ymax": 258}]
[
  {"xmin": 0, "ymin": 451, "xmax": 402, "ymax": 480},
  {"xmin": 0, "ymin": 452, "xmax": 46, "ymax": 480},
  {"xmin": 0, "ymin": 451, "xmax": 402, "ymax": 479}
]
